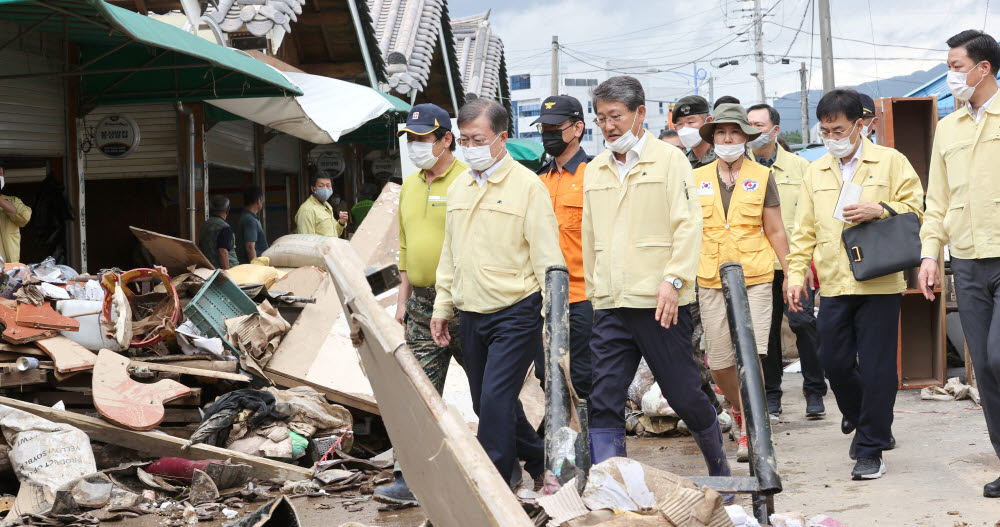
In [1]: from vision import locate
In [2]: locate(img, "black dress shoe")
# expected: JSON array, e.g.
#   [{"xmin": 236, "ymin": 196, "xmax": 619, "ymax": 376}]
[
  {"xmin": 985, "ymin": 476, "xmax": 1000, "ymax": 498},
  {"xmin": 841, "ymin": 417, "xmax": 855, "ymax": 435},
  {"xmin": 887, "ymin": 435, "xmax": 896, "ymax": 450},
  {"xmin": 805, "ymin": 393, "xmax": 825, "ymax": 418}
]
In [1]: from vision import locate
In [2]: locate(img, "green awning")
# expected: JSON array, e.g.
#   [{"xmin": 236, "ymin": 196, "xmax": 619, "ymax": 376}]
[
  {"xmin": 0, "ymin": 0, "xmax": 302, "ymax": 106},
  {"xmin": 508, "ymin": 138, "xmax": 546, "ymax": 171},
  {"xmin": 379, "ymin": 91, "xmax": 412, "ymax": 113}
]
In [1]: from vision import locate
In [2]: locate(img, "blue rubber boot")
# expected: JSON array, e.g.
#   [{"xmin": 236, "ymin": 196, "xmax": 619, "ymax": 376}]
[
  {"xmin": 589, "ymin": 427, "xmax": 627, "ymax": 465},
  {"xmin": 691, "ymin": 417, "xmax": 735, "ymax": 505}
]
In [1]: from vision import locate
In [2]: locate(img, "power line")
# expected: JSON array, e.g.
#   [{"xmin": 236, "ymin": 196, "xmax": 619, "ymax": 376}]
[
  {"xmin": 764, "ymin": 20, "xmax": 947, "ymax": 52},
  {"xmin": 773, "ymin": 0, "xmax": 811, "ymax": 62},
  {"xmin": 865, "ymin": 0, "xmax": 881, "ymax": 97},
  {"xmin": 987, "ymin": 0, "xmax": 992, "ymax": 31}
]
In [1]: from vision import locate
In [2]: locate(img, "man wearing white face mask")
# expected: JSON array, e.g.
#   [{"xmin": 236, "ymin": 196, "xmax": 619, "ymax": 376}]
[
  {"xmin": 919, "ymin": 30, "xmax": 1000, "ymax": 498},
  {"xmin": 673, "ymin": 95, "xmax": 716, "ymax": 169},
  {"xmin": 582, "ymin": 76, "xmax": 734, "ymax": 501},
  {"xmin": 375, "ymin": 104, "xmax": 468, "ymax": 507},
  {"xmin": 694, "ymin": 103, "xmax": 789, "ymax": 464},
  {"xmin": 747, "ymin": 103, "xmax": 827, "ymax": 422},
  {"xmin": 431, "ymin": 98, "xmax": 564, "ymax": 491},
  {"xmin": 787, "ymin": 89, "xmax": 923, "ymax": 481}
]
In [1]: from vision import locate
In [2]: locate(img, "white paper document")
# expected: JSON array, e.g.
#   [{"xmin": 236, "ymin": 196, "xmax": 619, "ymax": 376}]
[{"xmin": 833, "ymin": 182, "xmax": 863, "ymax": 222}]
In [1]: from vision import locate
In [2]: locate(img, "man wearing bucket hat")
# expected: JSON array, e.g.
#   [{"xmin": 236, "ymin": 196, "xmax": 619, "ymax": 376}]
[{"xmin": 693, "ymin": 103, "xmax": 792, "ymax": 463}]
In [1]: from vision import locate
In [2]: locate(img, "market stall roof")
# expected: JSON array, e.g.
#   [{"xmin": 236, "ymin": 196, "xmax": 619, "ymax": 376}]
[
  {"xmin": 208, "ymin": 70, "xmax": 395, "ymax": 144},
  {"xmin": 507, "ymin": 138, "xmax": 544, "ymax": 171},
  {"xmin": 0, "ymin": 0, "xmax": 302, "ymax": 106}
]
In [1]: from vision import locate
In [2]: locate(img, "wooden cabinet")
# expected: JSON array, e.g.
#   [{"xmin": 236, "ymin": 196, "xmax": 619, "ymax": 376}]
[{"xmin": 874, "ymin": 97, "xmax": 946, "ymax": 389}]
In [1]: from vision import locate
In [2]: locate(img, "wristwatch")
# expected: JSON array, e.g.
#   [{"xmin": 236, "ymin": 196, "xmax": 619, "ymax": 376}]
[{"xmin": 664, "ymin": 276, "xmax": 683, "ymax": 290}]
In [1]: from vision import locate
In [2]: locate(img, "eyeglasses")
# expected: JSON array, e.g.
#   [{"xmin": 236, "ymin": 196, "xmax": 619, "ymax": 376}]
[
  {"xmin": 592, "ymin": 113, "xmax": 630, "ymax": 126},
  {"xmin": 535, "ymin": 123, "xmax": 574, "ymax": 134},
  {"xmin": 819, "ymin": 121, "xmax": 859, "ymax": 140},
  {"xmin": 457, "ymin": 135, "xmax": 498, "ymax": 147}
]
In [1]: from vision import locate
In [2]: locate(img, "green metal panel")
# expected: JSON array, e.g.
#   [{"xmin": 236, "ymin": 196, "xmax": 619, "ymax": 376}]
[{"xmin": 0, "ymin": 0, "xmax": 301, "ymax": 105}]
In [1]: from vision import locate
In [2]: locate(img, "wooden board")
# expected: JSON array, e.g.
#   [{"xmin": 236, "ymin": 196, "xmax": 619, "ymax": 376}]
[
  {"xmin": 0, "ymin": 343, "xmax": 45, "ymax": 356},
  {"xmin": 349, "ymin": 183, "xmax": 401, "ymax": 268},
  {"xmin": 16, "ymin": 303, "xmax": 80, "ymax": 332},
  {"xmin": 323, "ymin": 239, "xmax": 531, "ymax": 527},
  {"xmin": 93, "ymin": 350, "xmax": 191, "ymax": 430},
  {"xmin": 130, "ymin": 226, "xmax": 215, "ymax": 277},
  {"xmin": 35, "ymin": 336, "xmax": 98, "ymax": 373},
  {"xmin": 21, "ymin": 388, "xmax": 203, "ymax": 408},
  {"xmin": 129, "ymin": 361, "xmax": 251, "ymax": 383},
  {"xmin": 0, "ymin": 304, "xmax": 58, "ymax": 344},
  {"xmin": 0, "ymin": 396, "xmax": 313, "ymax": 482},
  {"xmin": 0, "ymin": 369, "xmax": 48, "ymax": 387},
  {"xmin": 270, "ymin": 266, "xmax": 325, "ymax": 297}
]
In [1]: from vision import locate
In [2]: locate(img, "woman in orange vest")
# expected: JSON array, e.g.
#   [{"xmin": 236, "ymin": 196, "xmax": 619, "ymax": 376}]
[{"xmin": 694, "ymin": 103, "xmax": 792, "ymax": 463}]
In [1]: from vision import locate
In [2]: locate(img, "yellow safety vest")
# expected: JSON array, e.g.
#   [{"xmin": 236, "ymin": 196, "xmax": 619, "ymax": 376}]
[{"xmin": 695, "ymin": 159, "xmax": 775, "ymax": 289}]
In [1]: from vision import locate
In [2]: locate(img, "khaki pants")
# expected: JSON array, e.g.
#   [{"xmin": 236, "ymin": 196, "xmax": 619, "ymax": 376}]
[{"xmin": 699, "ymin": 283, "xmax": 772, "ymax": 370}]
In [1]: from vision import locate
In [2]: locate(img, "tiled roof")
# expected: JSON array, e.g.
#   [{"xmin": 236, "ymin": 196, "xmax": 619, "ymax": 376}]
[
  {"xmin": 368, "ymin": 0, "xmax": 445, "ymax": 96},
  {"xmin": 452, "ymin": 10, "xmax": 505, "ymax": 100}
]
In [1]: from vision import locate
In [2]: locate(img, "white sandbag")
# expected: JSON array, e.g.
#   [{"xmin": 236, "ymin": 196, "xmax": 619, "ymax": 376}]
[
  {"xmin": 55, "ymin": 300, "xmax": 122, "ymax": 352},
  {"xmin": 261, "ymin": 234, "xmax": 330, "ymax": 270},
  {"xmin": 0, "ymin": 405, "xmax": 97, "ymax": 521}
]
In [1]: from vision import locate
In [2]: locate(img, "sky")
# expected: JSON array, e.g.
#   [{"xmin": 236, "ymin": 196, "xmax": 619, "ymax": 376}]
[{"xmin": 446, "ymin": 0, "xmax": 997, "ymax": 104}]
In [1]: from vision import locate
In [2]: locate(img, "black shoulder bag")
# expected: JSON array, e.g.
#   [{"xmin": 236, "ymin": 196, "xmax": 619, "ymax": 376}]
[{"xmin": 841, "ymin": 203, "xmax": 922, "ymax": 281}]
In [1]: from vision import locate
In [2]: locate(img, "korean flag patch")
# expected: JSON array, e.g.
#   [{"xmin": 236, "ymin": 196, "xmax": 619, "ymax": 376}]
[
  {"xmin": 743, "ymin": 179, "xmax": 759, "ymax": 192},
  {"xmin": 698, "ymin": 181, "xmax": 715, "ymax": 195}
]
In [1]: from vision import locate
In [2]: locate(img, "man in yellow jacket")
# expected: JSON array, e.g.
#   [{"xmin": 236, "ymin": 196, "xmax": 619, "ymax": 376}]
[
  {"xmin": 0, "ymin": 169, "xmax": 31, "ymax": 263},
  {"xmin": 582, "ymin": 76, "xmax": 732, "ymax": 497},
  {"xmin": 747, "ymin": 103, "xmax": 828, "ymax": 421},
  {"xmin": 295, "ymin": 172, "xmax": 347, "ymax": 237},
  {"xmin": 918, "ymin": 30, "xmax": 1000, "ymax": 498},
  {"xmin": 788, "ymin": 89, "xmax": 924, "ymax": 481},
  {"xmin": 430, "ymin": 98, "xmax": 564, "ymax": 490}
]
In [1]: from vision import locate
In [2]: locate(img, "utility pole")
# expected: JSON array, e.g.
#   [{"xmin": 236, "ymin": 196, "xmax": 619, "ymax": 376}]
[
  {"xmin": 753, "ymin": 0, "xmax": 766, "ymax": 104},
  {"xmin": 818, "ymin": 0, "xmax": 835, "ymax": 92},
  {"xmin": 800, "ymin": 62, "xmax": 810, "ymax": 143},
  {"xmin": 708, "ymin": 75, "xmax": 715, "ymax": 107},
  {"xmin": 551, "ymin": 35, "xmax": 559, "ymax": 97}
]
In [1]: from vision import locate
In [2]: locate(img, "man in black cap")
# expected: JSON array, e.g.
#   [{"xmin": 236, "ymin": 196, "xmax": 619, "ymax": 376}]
[
  {"xmin": 375, "ymin": 103, "xmax": 468, "ymax": 507},
  {"xmin": 859, "ymin": 93, "xmax": 879, "ymax": 143},
  {"xmin": 673, "ymin": 95, "xmax": 716, "ymax": 169},
  {"xmin": 532, "ymin": 95, "xmax": 594, "ymax": 401}
]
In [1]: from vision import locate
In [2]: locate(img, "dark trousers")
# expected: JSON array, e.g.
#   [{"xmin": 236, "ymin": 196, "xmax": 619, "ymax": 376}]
[
  {"xmin": 817, "ymin": 294, "xmax": 900, "ymax": 459},
  {"xmin": 590, "ymin": 305, "xmax": 716, "ymax": 433},
  {"xmin": 534, "ymin": 300, "xmax": 594, "ymax": 401},
  {"xmin": 460, "ymin": 292, "xmax": 545, "ymax": 481},
  {"xmin": 763, "ymin": 270, "xmax": 827, "ymax": 409},
  {"xmin": 951, "ymin": 257, "xmax": 1000, "ymax": 460}
]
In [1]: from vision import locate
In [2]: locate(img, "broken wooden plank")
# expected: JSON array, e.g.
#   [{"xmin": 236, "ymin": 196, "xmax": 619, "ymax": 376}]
[
  {"xmin": 129, "ymin": 361, "xmax": 250, "ymax": 383},
  {"xmin": 35, "ymin": 336, "xmax": 98, "ymax": 373},
  {"xmin": 0, "ymin": 342, "xmax": 46, "ymax": 356},
  {"xmin": 322, "ymin": 238, "xmax": 531, "ymax": 527},
  {"xmin": 16, "ymin": 303, "xmax": 80, "ymax": 332},
  {"xmin": 130, "ymin": 226, "xmax": 215, "ymax": 277},
  {"xmin": 265, "ymin": 369, "xmax": 379, "ymax": 416},
  {"xmin": 93, "ymin": 350, "xmax": 191, "ymax": 430},
  {"xmin": 21, "ymin": 388, "xmax": 203, "ymax": 408},
  {"xmin": 271, "ymin": 266, "xmax": 325, "ymax": 298},
  {"xmin": 0, "ymin": 396, "xmax": 313, "ymax": 482},
  {"xmin": 155, "ymin": 360, "xmax": 239, "ymax": 373},
  {"xmin": 64, "ymin": 406, "xmax": 203, "ymax": 424},
  {"xmin": 0, "ymin": 304, "xmax": 58, "ymax": 344},
  {"xmin": 0, "ymin": 369, "xmax": 48, "ymax": 387}
]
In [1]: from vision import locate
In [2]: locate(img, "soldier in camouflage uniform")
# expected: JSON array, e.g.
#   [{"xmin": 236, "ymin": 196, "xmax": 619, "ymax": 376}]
[{"xmin": 406, "ymin": 286, "xmax": 463, "ymax": 393}]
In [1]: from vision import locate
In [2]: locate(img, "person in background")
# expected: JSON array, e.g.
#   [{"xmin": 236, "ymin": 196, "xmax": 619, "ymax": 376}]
[
  {"xmin": 431, "ymin": 98, "xmax": 563, "ymax": 491},
  {"xmin": 674, "ymin": 95, "xmax": 716, "ymax": 169},
  {"xmin": 659, "ymin": 129, "xmax": 684, "ymax": 150},
  {"xmin": 746, "ymin": 103, "xmax": 827, "ymax": 422},
  {"xmin": 788, "ymin": 89, "xmax": 923, "ymax": 481},
  {"xmin": 694, "ymin": 103, "xmax": 790, "ymax": 464},
  {"xmin": 237, "ymin": 185, "xmax": 268, "ymax": 263},
  {"xmin": 199, "ymin": 195, "xmax": 237, "ymax": 270},
  {"xmin": 582, "ymin": 76, "xmax": 733, "ymax": 502},
  {"xmin": 0, "ymin": 168, "xmax": 32, "ymax": 264},
  {"xmin": 375, "ymin": 103, "xmax": 468, "ymax": 507},
  {"xmin": 859, "ymin": 93, "xmax": 879, "ymax": 143},
  {"xmin": 918, "ymin": 29, "xmax": 1000, "ymax": 498},
  {"xmin": 533, "ymin": 94, "xmax": 594, "ymax": 401},
  {"xmin": 351, "ymin": 183, "xmax": 379, "ymax": 227},
  {"xmin": 713, "ymin": 95, "xmax": 741, "ymax": 110},
  {"xmin": 295, "ymin": 172, "xmax": 347, "ymax": 237}
]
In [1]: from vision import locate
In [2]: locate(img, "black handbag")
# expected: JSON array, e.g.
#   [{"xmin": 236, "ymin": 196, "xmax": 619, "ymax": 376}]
[{"xmin": 841, "ymin": 203, "xmax": 922, "ymax": 281}]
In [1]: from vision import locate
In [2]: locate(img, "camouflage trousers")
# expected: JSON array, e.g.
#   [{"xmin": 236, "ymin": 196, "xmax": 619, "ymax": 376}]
[
  {"xmin": 407, "ymin": 287, "xmax": 465, "ymax": 394},
  {"xmin": 690, "ymin": 288, "xmax": 723, "ymax": 413}
]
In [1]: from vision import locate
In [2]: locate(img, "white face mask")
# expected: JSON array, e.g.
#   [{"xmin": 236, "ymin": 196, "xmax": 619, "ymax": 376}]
[
  {"xmin": 715, "ymin": 142, "xmax": 747, "ymax": 163},
  {"xmin": 947, "ymin": 61, "xmax": 987, "ymax": 101},
  {"xmin": 747, "ymin": 126, "xmax": 776, "ymax": 150},
  {"xmin": 408, "ymin": 139, "xmax": 441, "ymax": 170},
  {"xmin": 823, "ymin": 121, "xmax": 860, "ymax": 159},
  {"xmin": 605, "ymin": 112, "xmax": 641, "ymax": 154},
  {"xmin": 860, "ymin": 123, "xmax": 872, "ymax": 138},
  {"xmin": 676, "ymin": 126, "xmax": 703, "ymax": 150},
  {"xmin": 461, "ymin": 134, "xmax": 502, "ymax": 171}
]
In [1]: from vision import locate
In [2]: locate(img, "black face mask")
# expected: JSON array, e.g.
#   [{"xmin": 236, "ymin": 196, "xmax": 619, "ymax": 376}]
[{"xmin": 542, "ymin": 130, "xmax": 571, "ymax": 157}]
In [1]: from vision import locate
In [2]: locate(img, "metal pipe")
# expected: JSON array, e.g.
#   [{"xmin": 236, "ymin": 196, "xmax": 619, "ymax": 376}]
[
  {"xmin": 719, "ymin": 261, "xmax": 782, "ymax": 522},
  {"xmin": 543, "ymin": 265, "xmax": 573, "ymax": 478},
  {"xmin": 438, "ymin": 22, "xmax": 460, "ymax": 116},
  {"xmin": 346, "ymin": 0, "xmax": 379, "ymax": 90},
  {"xmin": 574, "ymin": 399, "xmax": 591, "ymax": 479},
  {"xmin": 176, "ymin": 102, "xmax": 196, "ymax": 242}
]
